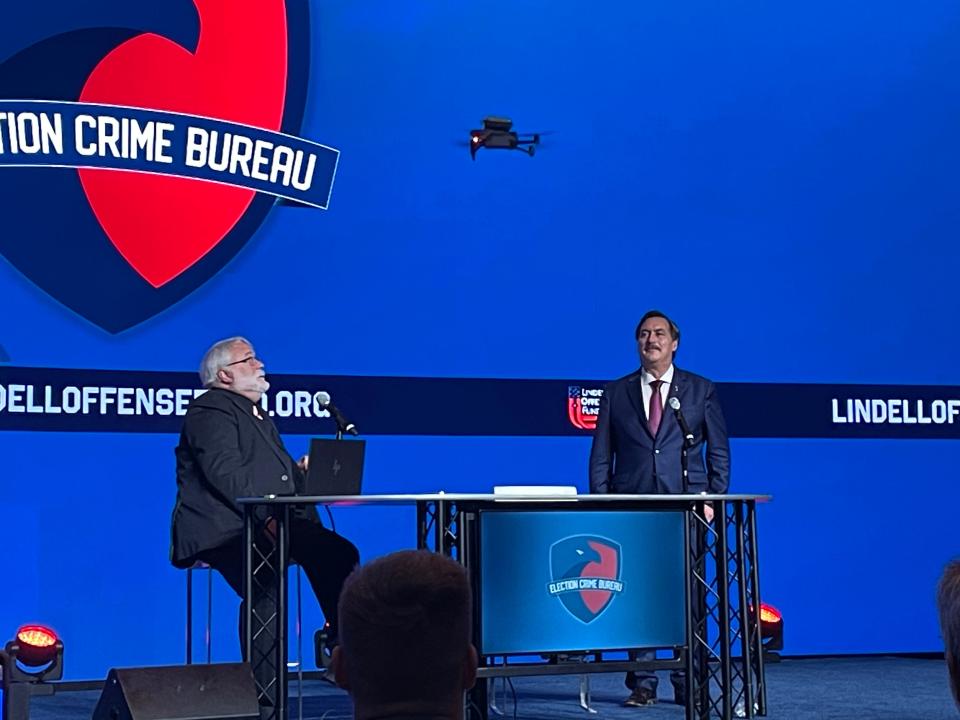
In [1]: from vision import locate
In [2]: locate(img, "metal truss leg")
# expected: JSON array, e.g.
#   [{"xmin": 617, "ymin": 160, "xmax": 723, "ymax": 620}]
[
  {"xmin": 417, "ymin": 501, "xmax": 430, "ymax": 549},
  {"xmin": 736, "ymin": 506, "xmax": 756, "ymax": 718},
  {"xmin": 716, "ymin": 501, "xmax": 733, "ymax": 719},
  {"xmin": 245, "ymin": 505, "xmax": 289, "ymax": 720},
  {"xmin": 687, "ymin": 499, "xmax": 768, "ymax": 719},
  {"xmin": 688, "ymin": 501, "xmax": 713, "ymax": 719},
  {"xmin": 746, "ymin": 502, "xmax": 767, "ymax": 716},
  {"xmin": 695, "ymin": 507, "xmax": 711, "ymax": 720},
  {"xmin": 420, "ymin": 500, "xmax": 459, "ymax": 557}
]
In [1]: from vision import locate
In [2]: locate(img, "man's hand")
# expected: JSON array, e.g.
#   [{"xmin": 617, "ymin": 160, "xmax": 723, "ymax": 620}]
[
  {"xmin": 703, "ymin": 503, "xmax": 714, "ymax": 523},
  {"xmin": 298, "ymin": 454, "xmax": 309, "ymax": 473}
]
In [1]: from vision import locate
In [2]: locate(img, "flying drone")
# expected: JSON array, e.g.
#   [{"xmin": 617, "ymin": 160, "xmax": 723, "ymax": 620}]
[{"xmin": 469, "ymin": 116, "xmax": 541, "ymax": 159}]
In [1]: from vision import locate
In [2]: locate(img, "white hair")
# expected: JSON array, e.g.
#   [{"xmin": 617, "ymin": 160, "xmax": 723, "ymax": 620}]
[{"xmin": 199, "ymin": 336, "xmax": 252, "ymax": 387}]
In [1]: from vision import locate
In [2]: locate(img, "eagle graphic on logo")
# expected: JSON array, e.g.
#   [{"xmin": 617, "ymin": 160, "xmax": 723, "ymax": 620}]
[
  {"xmin": 548, "ymin": 535, "xmax": 624, "ymax": 623},
  {"xmin": 0, "ymin": 0, "xmax": 317, "ymax": 332}
]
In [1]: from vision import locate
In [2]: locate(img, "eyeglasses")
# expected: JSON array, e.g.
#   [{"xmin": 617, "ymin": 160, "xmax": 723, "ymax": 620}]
[{"xmin": 224, "ymin": 355, "xmax": 259, "ymax": 367}]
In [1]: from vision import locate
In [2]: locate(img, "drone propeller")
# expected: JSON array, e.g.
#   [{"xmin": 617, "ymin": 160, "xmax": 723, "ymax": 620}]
[{"xmin": 518, "ymin": 130, "xmax": 555, "ymax": 142}]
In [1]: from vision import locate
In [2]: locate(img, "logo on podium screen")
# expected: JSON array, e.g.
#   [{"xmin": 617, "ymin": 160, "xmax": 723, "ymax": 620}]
[{"xmin": 547, "ymin": 535, "xmax": 623, "ymax": 623}]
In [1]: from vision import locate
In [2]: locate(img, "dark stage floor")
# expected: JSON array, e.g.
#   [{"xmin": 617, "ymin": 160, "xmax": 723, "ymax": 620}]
[{"xmin": 25, "ymin": 656, "xmax": 959, "ymax": 720}]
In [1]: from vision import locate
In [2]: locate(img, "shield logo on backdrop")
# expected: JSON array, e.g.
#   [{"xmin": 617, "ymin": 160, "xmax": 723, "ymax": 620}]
[
  {"xmin": 0, "ymin": 0, "xmax": 316, "ymax": 332},
  {"xmin": 549, "ymin": 535, "xmax": 623, "ymax": 624}
]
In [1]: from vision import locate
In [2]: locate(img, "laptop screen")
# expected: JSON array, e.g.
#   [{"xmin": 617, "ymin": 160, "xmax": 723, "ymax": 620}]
[{"xmin": 305, "ymin": 438, "xmax": 365, "ymax": 496}]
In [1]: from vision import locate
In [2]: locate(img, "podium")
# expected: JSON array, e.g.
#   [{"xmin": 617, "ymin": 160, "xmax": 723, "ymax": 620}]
[{"xmin": 237, "ymin": 493, "xmax": 769, "ymax": 720}]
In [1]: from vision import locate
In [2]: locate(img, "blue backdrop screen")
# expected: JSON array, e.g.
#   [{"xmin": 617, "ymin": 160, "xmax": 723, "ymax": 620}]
[{"xmin": 1, "ymin": 0, "xmax": 959, "ymax": 679}]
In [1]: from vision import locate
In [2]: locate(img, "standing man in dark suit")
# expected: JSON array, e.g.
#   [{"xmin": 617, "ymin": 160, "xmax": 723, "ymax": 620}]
[
  {"xmin": 170, "ymin": 337, "xmax": 359, "ymax": 706},
  {"xmin": 589, "ymin": 310, "xmax": 730, "ymax": 708}
]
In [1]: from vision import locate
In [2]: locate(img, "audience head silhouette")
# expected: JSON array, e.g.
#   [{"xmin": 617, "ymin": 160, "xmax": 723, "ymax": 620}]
[
  {"xmin": 938, "ymin": 559, "xmax": 960, "ymax": 708},
  {"xmin": 334, "ymin": 549, "xmax": 477, "ymax": 720}
]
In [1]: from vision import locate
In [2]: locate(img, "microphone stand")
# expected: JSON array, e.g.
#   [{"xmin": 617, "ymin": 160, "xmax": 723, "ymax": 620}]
[
  {"xmin": 680, "ymin": 434, "xmax": 694, "ymax": 494},
  {"xmin": 681, "ymin": 441, "xmax": 688, "ymax": 494},
  {"xmin": 330, "ymin": 413, "xmax": 357, "ymax": 440},
  {"xmin": 672, "ymin": 407, "xmax": 696, "ymax": 493},
  {"xmin": 675, "ymin": 421, "xmax": 706, "ymax": 522},
  {"xmin": 331, "ymin": 409, "xmax": 355, "ymax": 440}
]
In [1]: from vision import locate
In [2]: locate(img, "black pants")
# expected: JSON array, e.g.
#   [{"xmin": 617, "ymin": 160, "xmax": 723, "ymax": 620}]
[
  {"xmin": 627, "ymin": 515, "xmax": 707, "ymax": 699},
  {"xmin": 625, "ymin": 649, "xmax": 686, "ymax": 695},
  {"xmin": 198, "ymin": 517, "xmax": 359, "ymax": 704}
]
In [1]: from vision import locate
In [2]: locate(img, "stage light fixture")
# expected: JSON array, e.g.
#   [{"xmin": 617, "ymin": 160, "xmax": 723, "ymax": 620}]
[
  {"xmin": 13, "ymin": 626, "xmax": 59, "ymax": 668},
  {"xmin": 757, "ymin": 602, "xmax": 784, "ymax": 656},
  {"xmin": 759, "ymin": 603, "xmax": 781, "ymax": 625},
  {"xmin": 1, "ymin": 624, "xmax": 64, "ymax": 720}
]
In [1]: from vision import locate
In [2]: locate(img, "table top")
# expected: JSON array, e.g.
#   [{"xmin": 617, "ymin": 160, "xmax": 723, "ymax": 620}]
[{"xmin": 236, "ymin": 492, "xmax": 771, "ymax": 505}]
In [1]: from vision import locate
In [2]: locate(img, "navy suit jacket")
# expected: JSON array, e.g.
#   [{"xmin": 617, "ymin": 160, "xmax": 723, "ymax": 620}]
[{"xmin": 589, "ymin": 367, "xmax": 730, "ymax": 495}]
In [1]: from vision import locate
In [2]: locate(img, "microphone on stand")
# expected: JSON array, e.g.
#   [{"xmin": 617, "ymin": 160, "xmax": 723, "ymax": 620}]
[
  {"xmin": 668, "ymin": 397, "xmax": 695, "ymax": 447},
  {"xmin": 314, "ymin": 391, "xmax": 359, "ymax": 436}
]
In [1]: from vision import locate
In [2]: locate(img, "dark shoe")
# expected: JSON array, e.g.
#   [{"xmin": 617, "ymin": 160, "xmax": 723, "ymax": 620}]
[{"xmin": 624, "ymin": 687, "xmax": 657, "ymax": 707}]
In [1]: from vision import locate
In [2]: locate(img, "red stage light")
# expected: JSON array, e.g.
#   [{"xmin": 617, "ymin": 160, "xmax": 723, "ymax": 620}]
[
  {"xmin": 15, "ymin": 624, "xmax": 59, "ymax": 667},
  {"xmin": 759, "ymin": 603, "xmax": 782, "ymax": 625}
]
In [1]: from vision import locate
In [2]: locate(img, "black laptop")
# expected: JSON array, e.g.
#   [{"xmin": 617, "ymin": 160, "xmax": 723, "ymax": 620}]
[{"xmin": 304, "ymin": 438, "xmax": 365, "ymax": 496}]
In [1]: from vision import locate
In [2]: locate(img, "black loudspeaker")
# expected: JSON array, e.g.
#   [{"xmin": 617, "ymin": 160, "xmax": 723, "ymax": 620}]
[{"xmin": 91, "ymin": 663, "xmax": 260, "ymax": 720}]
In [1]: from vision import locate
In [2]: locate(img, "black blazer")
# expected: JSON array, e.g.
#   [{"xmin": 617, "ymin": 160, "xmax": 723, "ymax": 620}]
[
  {"xmin": 170, "ymin": 387, "xmax": 316, "ymax": 568},
  {"xmin": 588, "ymin": 367, "xmax": 730, "ymax": 495}
]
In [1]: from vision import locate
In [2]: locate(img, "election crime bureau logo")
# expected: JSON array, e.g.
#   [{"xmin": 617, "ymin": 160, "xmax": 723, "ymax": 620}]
[
  {"xmin": 568, "ymin": 385, "xmax": 603, "ymax": 430},
  {"xmin": 548, "ymin": 535, "xmax": 624, "ymax": 623},
  {"xmin": 0, "ymin": 1, "xmax": 336, "ymax": 333}
]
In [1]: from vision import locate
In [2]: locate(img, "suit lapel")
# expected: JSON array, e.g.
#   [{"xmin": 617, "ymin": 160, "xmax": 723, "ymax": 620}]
[
  {"xmin": 673, "ymin": 368, "xmax": 693, "ymax": 403},
  {"xmin": 662, "ymin": 368, "xmax": 689, "ymax": 442},
  {"xmin": 625, "ymin": 371, "xmax": 655, "ymax": 441},
  {"xmin": 224, "ymin": 392, "xmax": 290, "ymax": 467}
]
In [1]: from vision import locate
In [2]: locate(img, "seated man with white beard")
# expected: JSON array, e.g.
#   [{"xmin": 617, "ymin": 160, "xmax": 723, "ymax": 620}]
[{"xmin": 170, "ymin": 336, "xmax": 359, "ymax": 713}]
